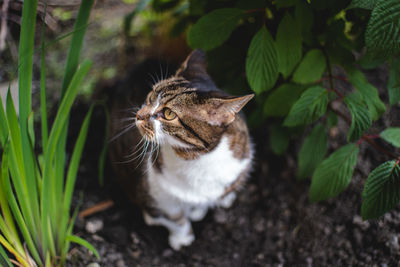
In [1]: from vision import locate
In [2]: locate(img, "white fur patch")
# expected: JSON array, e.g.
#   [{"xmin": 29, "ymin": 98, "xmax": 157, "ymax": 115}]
[{"xmin": 147, "ymin": 136, "xmax": 251, "ymax": 213}]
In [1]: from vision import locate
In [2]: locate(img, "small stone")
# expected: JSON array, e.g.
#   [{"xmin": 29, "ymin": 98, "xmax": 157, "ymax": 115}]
[
  {"xmin": 162, "ymin": 249, "xmax": 173, "ymax": 258},
  {"xmin": 214, "ymin": 209, "xmax": 228, "ymax": 224},
  {"xmin": 116, "ymin": 260, "xmax": 126, "ymax": 267},
  {"xmin": 130, "ymin": 232, "xmax": 140, "ymax": 245},
  {"xmin": 352, "ymin": 215, "xmax": 370, "ymax": 230},
  {"xmin": 85, "ymin": 219, "xmax": 104, "ymax": 234},
  {"xmin": 87, "ymin": 263, "xmax": 100, "ymax": 267},
  {"xmin": 254, "ymin": 218, "xmax": 265, "ymax": 233}
]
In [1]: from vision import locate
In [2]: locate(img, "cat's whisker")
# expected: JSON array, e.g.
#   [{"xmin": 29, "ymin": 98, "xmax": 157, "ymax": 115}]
[
  {"xmin": 124, "ymin": 138, "xmax": 146, "ymax": 159},
  {"xmin": 110, "ymin": 123, "xmax": 135, "ymax": 142},
  {"xmin": 148, "ymin": 73, "xmax": 157, "ymax": 85}
]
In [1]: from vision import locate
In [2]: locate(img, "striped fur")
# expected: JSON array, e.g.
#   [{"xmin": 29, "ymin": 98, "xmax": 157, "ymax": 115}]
[{"xmin": 109, "ymin": 50, "xmax": 254, "ymax": 250}]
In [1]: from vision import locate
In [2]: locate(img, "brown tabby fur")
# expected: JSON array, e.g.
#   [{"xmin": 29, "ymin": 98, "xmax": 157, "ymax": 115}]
[{"xmin": 108, "ymin": 50, "xmax": 253, "ymax": 216}]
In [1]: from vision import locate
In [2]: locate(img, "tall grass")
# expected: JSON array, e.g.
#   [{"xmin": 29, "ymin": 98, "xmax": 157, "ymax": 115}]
[{"xmin": 0, "ymin": 0, "xmax": 98, "ymax": 266}]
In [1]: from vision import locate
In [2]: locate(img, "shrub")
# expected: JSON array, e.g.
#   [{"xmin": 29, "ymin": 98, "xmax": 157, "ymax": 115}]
[{"xmin": 126, "ymin": 0, "xmax": 400, "ymax": 220}]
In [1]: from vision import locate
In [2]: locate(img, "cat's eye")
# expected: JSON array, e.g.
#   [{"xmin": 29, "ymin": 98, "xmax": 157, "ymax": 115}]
[{"xmin": 163, "ymin": 108, "xmax": 177, "ymax": 120}]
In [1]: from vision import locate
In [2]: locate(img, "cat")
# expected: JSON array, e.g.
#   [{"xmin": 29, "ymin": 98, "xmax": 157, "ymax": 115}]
[{"xmin": 109, "ymin": 50, "xmax": 254, "ymax": 250}]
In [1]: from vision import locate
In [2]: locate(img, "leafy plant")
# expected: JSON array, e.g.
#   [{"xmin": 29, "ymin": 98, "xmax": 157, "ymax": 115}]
[
  {"xmin": 0, "ymin": 0, "xmax": 98, "ymax": 266},
  {"xmin": 126, "ymin": 0, "xmax": 400, "ymax": 220}
]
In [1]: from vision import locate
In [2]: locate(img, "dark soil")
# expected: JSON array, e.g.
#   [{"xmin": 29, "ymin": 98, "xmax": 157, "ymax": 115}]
[{"xmin": 65, "ymin": 66, "xmax": 400, "ymax": 267}]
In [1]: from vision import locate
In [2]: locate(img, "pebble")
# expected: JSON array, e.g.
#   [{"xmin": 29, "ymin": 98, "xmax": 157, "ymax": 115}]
[
  {"xmin": 352, "ymin": 215, "xmax": 370, "ymax": 230},
  {"xmin": 85, "ymin": 219, "xmax": 104, "ymax": 234},
  {"xmin": 214, "ymin": 209, "xmax": 228, "ymax": 224},
  {"xmin": 162, "ymin": 249, "xmax": 173, "ymax": 257},
  {"xmin": 116, "ymin": 259, "xmax": 126, "ymax": 267},
  {"xmin": 87, "ymin": 263, "xmax": 100, "ymax": 267}
]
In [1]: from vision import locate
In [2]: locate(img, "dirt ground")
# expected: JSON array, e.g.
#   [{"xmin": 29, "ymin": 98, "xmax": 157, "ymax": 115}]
[{"xmin": 65, "ymin": 65, "xmax": 400, "ymax": 266}]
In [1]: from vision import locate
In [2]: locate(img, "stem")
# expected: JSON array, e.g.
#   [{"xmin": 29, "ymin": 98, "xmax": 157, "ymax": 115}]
[
  {"xmin": 363, "ymin": 136, "xmax": 399, "ymax": 159},
  {"xmin": 328, "ymin": 104, "xmax": 351, "ymax": 125}
]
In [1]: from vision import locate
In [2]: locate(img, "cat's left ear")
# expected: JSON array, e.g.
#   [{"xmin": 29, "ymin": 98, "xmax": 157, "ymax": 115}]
[
  {"xmin": 175, "ymin": 50, "xmax": 210, "ymax": 81},
  {"xmin": 202, "ymin": 94, "xmax": 254, "ymax": 126}
]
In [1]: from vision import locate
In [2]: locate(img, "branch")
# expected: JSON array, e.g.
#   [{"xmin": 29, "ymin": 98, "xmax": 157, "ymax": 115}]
[{"xmin": 363, "ymin": 135, "xmax": 400, "ymax": 160}]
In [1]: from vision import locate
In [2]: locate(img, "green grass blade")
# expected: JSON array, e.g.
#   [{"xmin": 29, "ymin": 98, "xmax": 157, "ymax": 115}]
[
  {"xmin": 61, "ymin": 0, "xmax": 94, "ymax": 98},
  {"xmin": 67, "ymin": 235, "xmax": 99, "ymax": 259},
  {"xmin": 58, "ymin": 107, "xmax": 93, "ymax": 251},
  {"xmin": 0, "ymin": 93, "xmax": 9, "ymax": 147},
  {"xmin": 41, "ymin": 59, "xmax": 92, "ymax": 259},
  {"xmin": 18, "ymin": 0, "xmax": 37, "ymax": 127},
  {"xmin": 1, "ymin": 140, "xmax": 41, "ymax": 263},
  {"xmin": 17, "ymin": 1, "xmax": 39, "ymax": 232},
  {"xmin": 5, "ymin": 92, "xmax": 39, "ymax": 236},
  {"xmin": 0, "ymin": 244, "xmax": 13, "ymax": 267}
]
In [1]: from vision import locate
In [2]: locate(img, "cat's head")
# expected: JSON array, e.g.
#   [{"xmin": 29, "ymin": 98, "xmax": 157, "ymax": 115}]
[{"xmin": 135, "ymin": 50, "xmax": 253, "ymax": 150}]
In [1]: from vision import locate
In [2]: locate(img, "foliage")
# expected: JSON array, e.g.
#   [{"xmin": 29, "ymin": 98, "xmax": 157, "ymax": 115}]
[
  {"xmin": 0, "ymin": 0, "xmax": 98, "ymax": 266},
  {"xmin": 127, "ymin": 0, "xmax": 400, "ymax": 220}
]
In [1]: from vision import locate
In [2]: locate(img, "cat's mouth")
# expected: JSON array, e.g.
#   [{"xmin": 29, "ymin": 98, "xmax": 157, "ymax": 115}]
[{"xmin": 136, "ymin": 121, "xmax": 155, "ymax": 141}]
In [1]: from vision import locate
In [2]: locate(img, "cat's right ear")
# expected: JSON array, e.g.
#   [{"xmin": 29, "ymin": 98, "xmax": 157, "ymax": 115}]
[{"xmin": 175, "ymin": 50, "xmax": 210, "ymax": 81}]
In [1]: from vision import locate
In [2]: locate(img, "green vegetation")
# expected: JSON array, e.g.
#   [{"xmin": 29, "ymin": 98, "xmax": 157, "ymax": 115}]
[
  {"xmin": 126, "ymin": 0, "xmax": 400, "ymax": 220},
  {"xmin": 0, "ymin": 0, "xmax": 98, "ymax": 266}
]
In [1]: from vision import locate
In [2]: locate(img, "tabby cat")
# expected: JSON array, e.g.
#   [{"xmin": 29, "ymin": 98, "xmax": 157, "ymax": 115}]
[{"xmin": 109, "ymin": 50, "xmax": 254, "ymax": 250}]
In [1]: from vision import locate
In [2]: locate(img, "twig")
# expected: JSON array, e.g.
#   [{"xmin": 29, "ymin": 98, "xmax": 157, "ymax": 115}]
[
  {"xmin": 78, "ymin": 200, "xmax": 114, "ymax": 219},
  {"xmin": 0, "ymin": 0, "xmax": 10, "ymax": 51},
  {"xmin": 362, "ymin": 135, "xmax": 399, "ymax": 160},
  {"xmin": 328, "ymin": 104, "xmax": 351, "ymax": 125}
]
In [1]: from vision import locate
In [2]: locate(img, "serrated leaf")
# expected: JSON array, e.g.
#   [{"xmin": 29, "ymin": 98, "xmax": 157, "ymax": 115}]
[
  {"xmin": 344, "ymin": 93, "xmax": 372, "ymax": 142},
  {"xmin": 264, "ymin": 83, "xmax": 304, "ymax": 117},
  {"xmin": 246, "ymin": 26, "xmax": 278, "ymax": 93},
  {"xmin": 388, "ymin": 58, "xmax": 400, "ymax": 105},
  {"xmin": 361, "ymin": 160, "xmax": 400, "ymax": 219},
  {"xmin": 349, "ymin": 0, "xmax": 375, "ymax": 9},
  {"xmin": 269, "ymin": 124, "xmax": 290, "ymax": 155},
  {"xmin": 380, "ymin": 127, "xmax": 400, "ymax": 147},
  {"xmin": 346, "ymin": 68, "xmax": 386, "ymax": 120},
  {"xmin": 187, "ymin": 8, "xmax": 243, "ymax": 51},
  {"xmin": 297, "ymin": 124, "xmax": 328, "ymax": 179},
  {"xmin": 292, "ymin": 49, "xmax": 326, "ymax": 84},
  {"xmin": 276, "ymin": 13, "xmax": 302, "ymax": 78},
  {"xmin": 284, "ymin": 86, "xmax": 329, "ymax": 127},
  {"xmin": 309, "ymin": 144, "xmax": 359, "ymax": 202},
  {"xmin": 365, "ymin": 0, "xmax": 400, "ymax": 57}
]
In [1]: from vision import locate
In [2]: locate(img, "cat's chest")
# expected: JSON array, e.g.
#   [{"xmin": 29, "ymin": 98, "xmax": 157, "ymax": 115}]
[{"xmin": 147, "ymin": 136, "xmax": 251, "ymax": 205}]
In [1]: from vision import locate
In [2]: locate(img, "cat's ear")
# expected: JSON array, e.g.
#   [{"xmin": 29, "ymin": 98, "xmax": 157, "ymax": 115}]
[
  {"xmin": 200, "ymin": 94, "xmax": 254, "ymax": 126},
  {"xmin": 175, "ymin": 50, "xmax": 210, "ymax": 81}
]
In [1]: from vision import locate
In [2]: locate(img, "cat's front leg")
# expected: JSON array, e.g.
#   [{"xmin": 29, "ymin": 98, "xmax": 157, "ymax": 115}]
[{"xmin": 143, "ymin": 210, "xmax": 195, "ymax": 250}]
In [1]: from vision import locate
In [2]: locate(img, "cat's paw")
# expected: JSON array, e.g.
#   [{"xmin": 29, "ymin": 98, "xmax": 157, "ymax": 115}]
[
  {"xmin": 188, "ymin": 206, "xmax": 208, "ymax": 222},
  {"xmin": 143, "ymin": 211, "xmax": 157, "ymax": 226},
  {"xmin": 169, "ymin": 232, "xmax": 195, "ymax": 250},
  {"xmin": 218, "ymin": 192, "xmax": 236, "ymax": 208}
]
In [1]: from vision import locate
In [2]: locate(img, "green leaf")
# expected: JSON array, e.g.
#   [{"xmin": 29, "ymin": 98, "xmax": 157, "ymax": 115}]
[
  {"xmin": 292, "ymin": 49, "xmax": 326, "ymax": 84},
  {"xmin": 349, "ymin": 0, "xmax": 375, "ymax": 9},
  {"xmin": 284, "ymin": 86, "xmax": 329, "ymax": 127},
  {"xmin": 365, "ymin": 0, "xmax": 400, "ymax": 57},
  {"xmin": 388, "ymin": 58, "xmax": 400, "ymax": 105},
  {"xmin": 269, "ymin": 124, "xmax": 290, "ymax": 155},
  {"xmin": 67, "ymin": 235, "xmax": 99, "ymax": 259},
  {"xmin": 246, "ymin": 26, "xmax": 278, "ymax": 93},
  {"xmin": 309, "ymin": 144, "xmax": 359, "ymax": 202},
  {"xmin": 187, "ymin": 8, "xmax": 244, "ymax": 51},
  {"xmin": 346, "ymin": 68, "xmax": 386, "ymax": 120},
  {"xmin": 297, "ymin": 124, "xmax": 328, "ymax": 179},
  {"xmin": 380, "ymin": 128, "xmax": 400, "ymax": 147},
  {"xmin": 276, "ymin": 13, "xmax": 302, "ymax": 79},
  {"xmin": 361, "ymin": 160, "xmax": 400, "ymax": 220},
  {"xmin": 344, "ymin": 93, "xmax": 372, "ymax": 142},
  {"xmin": 0, "ymin": 245, "xmax": 13, "ymax": 267},
  {"xmin": 264, "ymin": 83, "xmax": 304, "ymax": 117}
]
